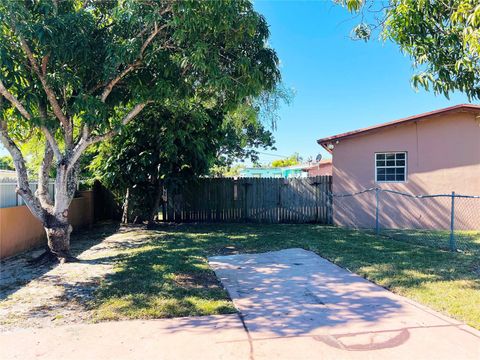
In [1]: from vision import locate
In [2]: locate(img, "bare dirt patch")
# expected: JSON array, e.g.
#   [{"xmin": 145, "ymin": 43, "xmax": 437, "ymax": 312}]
[{"xmin": 0, "ymin": 224, "xmax": 152, "ymax": 331}]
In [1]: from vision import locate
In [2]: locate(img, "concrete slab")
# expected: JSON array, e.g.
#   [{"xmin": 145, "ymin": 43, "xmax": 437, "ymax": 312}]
[
  {"xmin": 209, "ymin": 248, "xmax": 480, "ymax": 360},
  {"xmin": 0, "ymin": 315, "xmax": 250, "ymax": 360}
]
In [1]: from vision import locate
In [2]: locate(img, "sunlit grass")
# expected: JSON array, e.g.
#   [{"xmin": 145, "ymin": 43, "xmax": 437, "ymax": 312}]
[{"xmin": 90, "ymin": 224, "xmax": 480, "ymax": 329}]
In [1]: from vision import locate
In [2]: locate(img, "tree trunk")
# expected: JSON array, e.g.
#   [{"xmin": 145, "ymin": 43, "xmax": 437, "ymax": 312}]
[
  {"xmin": 45, "ymin": 222, "xmax": 73, "ymax": 263},
  {"xmin": 147, "ymin": 180, "xmax": 163, "ymax": 227},
  {"xmin": 40, "ymin": 163, "xmax": 79, "ymax": 263},
  {"xmin": 122, "ymin": 187, "xmax": 130, "ymax": 224}
]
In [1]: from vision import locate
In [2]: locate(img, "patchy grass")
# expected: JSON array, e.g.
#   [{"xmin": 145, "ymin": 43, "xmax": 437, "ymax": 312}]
[
  {"xmin": 379, "ymin": 228, "xmax": 480, "ymax": 253},
  {"xmin": 90, "ymin": 224, "xmax": 480, "ymax": 330}
]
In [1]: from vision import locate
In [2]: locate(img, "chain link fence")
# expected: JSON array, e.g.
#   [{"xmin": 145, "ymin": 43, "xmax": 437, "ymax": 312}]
[{"xmin": 331, "ymin": 188, "xmax": 480, "ymax": 254}]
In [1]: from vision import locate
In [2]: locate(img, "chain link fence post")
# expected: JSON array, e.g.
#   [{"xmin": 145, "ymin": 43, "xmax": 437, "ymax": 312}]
[
  {"xmin": 450, "ymin": 191, "xmax": 457, "ymax": 252},
  {"xmin": 328, "ymin": 191, "xmax": 333, "ymax": 225},
  {"xmin": 375, "ymin": 187, "xmax": 380, "ymax": 235}
]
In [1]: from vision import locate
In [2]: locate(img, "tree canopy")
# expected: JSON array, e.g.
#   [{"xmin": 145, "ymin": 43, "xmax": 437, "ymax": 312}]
[
  {"xmin": 0, "ymin": 0, "xmax": 281, "ymax": 260},
  {"xmin": 89, "ymin": 93, "xmax": 283, "ymax": 222},
  {"xmin": 336, "ymin": 0, "xmax": 480, "ymax": 100},
  {"xmin": 271, "ymin": 153, "xmax": 302, "ymax": 168}
]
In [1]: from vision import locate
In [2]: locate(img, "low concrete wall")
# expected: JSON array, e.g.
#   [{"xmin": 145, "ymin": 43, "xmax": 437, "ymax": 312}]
[{"xmin": 0, "ymin": 191, "xmax": 94, "ymax": 259}]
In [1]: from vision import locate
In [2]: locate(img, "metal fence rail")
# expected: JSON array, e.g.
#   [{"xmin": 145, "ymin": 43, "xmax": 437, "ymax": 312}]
[
  {"xmin": 332, "ymin": 188, "xmax": 480, "ymax": 253},
  {"xmin": 0, "ymin": 179, "xmax": 55, "ymax": 209}
]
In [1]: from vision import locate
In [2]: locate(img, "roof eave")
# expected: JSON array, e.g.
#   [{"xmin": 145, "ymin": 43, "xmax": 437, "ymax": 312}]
[{"xmin": 317, "ymin": 104, "xmax": 480, "ymax": 148}]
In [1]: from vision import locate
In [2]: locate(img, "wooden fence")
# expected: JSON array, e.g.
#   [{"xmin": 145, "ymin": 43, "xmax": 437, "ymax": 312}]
[{"xmin": 164, "ymin": 176, "xmax": 332, "ymax": 224}]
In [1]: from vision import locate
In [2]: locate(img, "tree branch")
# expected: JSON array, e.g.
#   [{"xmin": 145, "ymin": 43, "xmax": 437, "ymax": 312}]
[
  {"xmin": 0, "ymin": 120, "xmax": 45, "ymax": 222},
  {"xmin": 100, "ymin": 23, "xmax": 162, "ymax": 103},
  {"xmin": 39, "ymin": 126, "xmax": 62, "ymax": 161},
  {"xmin": 89, "ymin": 102, "xmax": 150, "ymax": 143},
  {"xmin": 0, "ymin": 83, "xmax": 62, "ymax": 161},
  {"xmin": 67, "ymin": 102, "xmax": 150, "ymax": 171},
  {"xmin": 36, "ymin": 141, "xmax": 54, "ymax": 209},
  {"xmin": 100, "ymin": 60, "xmax": 141, "ymax": 102},
  {"xmin": 0, "ymin": 80, "xmax": 33, "ymax": 120},
  {"xmin": 38, "ymin": 101, "xmax": 62, "ymax": 161},
  {"xmin": 16, "ymin": 35, "xmax": 72, "ymax": 145},
  {"xmin": 66, "ymin": 161, "xmax": 80, "ymax": 201}
]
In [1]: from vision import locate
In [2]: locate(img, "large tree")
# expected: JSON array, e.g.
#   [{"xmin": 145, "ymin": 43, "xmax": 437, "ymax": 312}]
[
  {"xmin": 90, "ymin": 97, "xmax": 278, "ymax": 224},
  {"xmin": 0, "ymin": 0, "xmax": 279, "ymax": 262},
  {"xmin": 336, "ymin": 0, "xmax": 480, "ymax": 100}
]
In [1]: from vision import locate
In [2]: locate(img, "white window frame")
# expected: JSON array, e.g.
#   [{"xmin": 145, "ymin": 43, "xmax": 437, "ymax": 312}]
[{"xmin": 374, "ymin": 152, "xmax": 407, "ymax": 183}]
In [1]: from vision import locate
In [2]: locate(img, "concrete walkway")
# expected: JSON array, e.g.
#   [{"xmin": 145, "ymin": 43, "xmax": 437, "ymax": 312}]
[
  {"xmin": 209, "ymin": 248, "xmax": 480, "ymax": 360},
  {"xmin": 1, "ymin": 248, "xmax": 479, "ymax": 359},
  {"xmin": 0, "ymin": 314, "xmax": 250, "ymax": 360}
]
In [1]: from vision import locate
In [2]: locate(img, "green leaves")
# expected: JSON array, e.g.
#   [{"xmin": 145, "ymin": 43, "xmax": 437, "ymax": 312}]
[
  {"xmin": 385, "ymin": 0, "xmax": 480, "ymax": 100},
  {"xmin": 346, "ymin": 0, "xmax": 364, "ymax": 13},
  {"xmin": 352, "ymin": 23, "xmax": 371, "ymax": 41},
  {"xmin": 0, "ymin": 0, "xmax": 281, "ymax": 202},
  {"xmin": 334, "ymin": 0, "xmax": 365, "ymax": 13},
  {"xmin": 90, "ymin": 97, "xmax": 277, "ymax": 220},
  {"xmin": 0, "ymin": 154, "xmax": 14, "ymax": 170},
  {"xmin": 335, "ymin": 0, "xmax": 480, "ymax": 101},
  {"xmin": 271, "ymin": 153, "xmax": 302, "ymax": 168},
  {"xmin": 71, "ymin": 94, "xmax": 109, "ymax": 127}
]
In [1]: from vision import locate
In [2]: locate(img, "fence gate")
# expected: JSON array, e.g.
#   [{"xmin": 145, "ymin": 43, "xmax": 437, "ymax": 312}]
[{"xmin": 164, "ymin": 176, "xmax": 332, "ymax": 224}]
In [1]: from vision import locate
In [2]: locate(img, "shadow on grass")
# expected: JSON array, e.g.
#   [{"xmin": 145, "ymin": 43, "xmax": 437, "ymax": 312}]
[
  {"xmin": 90, "ymin": 223, "xmax": 480, "ymax": 329},
  {"xmin": 90, "ymin": 227, "xmax": 236, "ymax": 320}
]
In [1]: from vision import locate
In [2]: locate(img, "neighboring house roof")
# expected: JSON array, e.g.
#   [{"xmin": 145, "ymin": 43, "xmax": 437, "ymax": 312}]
[
  {"xmin": 317, "ymin": 104, "xmax": 480, "ymax": 152},
  {"xmin": 301, "ymin": 159, "xmax": 331, "ymax": 170},
  {"xmin": 241, "ymin": 167, "xmax": 283, "ymax": 172},
  {"xmin": 243, "ymin": 163, "xmax": 330, "ymax": 172},
  {"xmin": 242, "ymin": 165, "xmax": 306, "ymax": 172},
  {"xmin": 282, "ymin": 164, "xmax": 309, "ymax": 171},
  {"xmin": 303, "ymin": 160, "xmax": 333, "ymax": 176}
]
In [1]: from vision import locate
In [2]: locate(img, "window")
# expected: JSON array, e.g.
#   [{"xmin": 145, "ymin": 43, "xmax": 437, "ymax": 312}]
[{"xmin": 375, "ymin": 152, "xmax": 407, "ymax": 182}]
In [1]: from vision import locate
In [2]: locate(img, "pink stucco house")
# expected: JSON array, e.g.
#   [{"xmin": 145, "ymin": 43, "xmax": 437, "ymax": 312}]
[{"xmin": 317, "ymin": 104, "xmax": 480, "ymax": 230}]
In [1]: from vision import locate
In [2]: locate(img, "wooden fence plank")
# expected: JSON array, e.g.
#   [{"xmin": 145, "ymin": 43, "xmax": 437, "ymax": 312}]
[{"xmin": 166, "ymin": 176, "xmax": 332, "ymax": 224}]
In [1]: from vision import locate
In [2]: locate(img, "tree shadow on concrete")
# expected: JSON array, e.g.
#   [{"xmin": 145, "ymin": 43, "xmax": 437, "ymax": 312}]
[{"xmin": 208, "ymin": 248, "xmax": 404, "ymax": 337}]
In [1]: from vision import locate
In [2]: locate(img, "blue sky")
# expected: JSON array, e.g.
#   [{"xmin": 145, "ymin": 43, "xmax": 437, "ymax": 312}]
[
  {"xmin": 0, "ymin": 2, "xmax": 473, "ymax": 160},
  {"xmin": 251, "ymin": 1, "xmax": 472, "ymax": 163}
]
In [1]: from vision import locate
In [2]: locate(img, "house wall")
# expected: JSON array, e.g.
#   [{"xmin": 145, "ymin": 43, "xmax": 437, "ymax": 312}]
[
  {"xmin": 240, "ymin": 168, "xmax": 283, "ymax": 178},
  {"xmin": 331, "ymin": 111, "xmax": 480, "ymax": 230},
  {"xmin": 0, "ymin": 191, "xmax": 94, "ymax": 259},
  {"xmin": 307, "ymin": 162, "xmax": 332, "ymax": 176},
  {"xmin": 282, "ymin": 168, "xmax": 306, "ymax": 178},
  {"xmin": 240, "ymin": 168, "xmax": 306, "ymax": 178}
]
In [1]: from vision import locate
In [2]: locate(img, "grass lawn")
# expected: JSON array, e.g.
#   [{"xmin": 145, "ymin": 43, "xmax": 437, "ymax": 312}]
[
  {"xmin": 380, "ymin": 228, "xmax": 480, "ymax": 253},
  {"xmin": 90, "ymin": 224, "xmax": 480, "ymax": 330}
]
